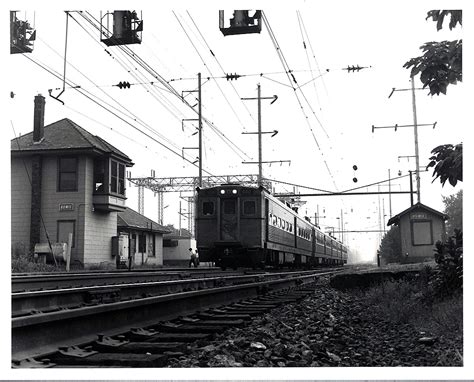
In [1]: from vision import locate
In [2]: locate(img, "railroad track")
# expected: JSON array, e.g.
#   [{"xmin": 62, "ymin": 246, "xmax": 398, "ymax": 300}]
[
  {"xmin": 11, "ymin": 268, "xmax": 240, "ymax": 292},
  {"xmin": 12, "ymin": 269, "xmax": 339, "ymax": 367}
]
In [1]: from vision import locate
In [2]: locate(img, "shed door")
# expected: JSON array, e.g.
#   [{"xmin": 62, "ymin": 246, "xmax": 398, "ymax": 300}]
[{"xmin": 220, "ymin": 198, "xmax": 238, "ymax": 241}]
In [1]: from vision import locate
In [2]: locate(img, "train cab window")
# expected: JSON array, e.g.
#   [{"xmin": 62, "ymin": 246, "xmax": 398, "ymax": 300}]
[
  {"xmin": 243, "ymin": 200, "xmax": 256, "ymax": 215},
  {"xmin": 223, "ymin": 199, "xmax": 236, "ymax": 214},
  {"xmin": 203, "ymin": 201, "xmax": 214, "ymax": 216}
]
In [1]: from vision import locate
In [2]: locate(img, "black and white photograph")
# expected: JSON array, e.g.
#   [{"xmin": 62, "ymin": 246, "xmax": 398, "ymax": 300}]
[{"xmin": 3, "ymin": 0, "xmax": 469, "ymax": 380}]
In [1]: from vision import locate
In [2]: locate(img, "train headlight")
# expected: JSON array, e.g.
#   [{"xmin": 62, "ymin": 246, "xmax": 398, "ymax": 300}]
[
  {"xmin": 220, "ymin": 190, "xmax": 226, "ymax": 194},
  {"xmin": 232, "ymin": 189, "xmax": 237, "ymax": 194}
]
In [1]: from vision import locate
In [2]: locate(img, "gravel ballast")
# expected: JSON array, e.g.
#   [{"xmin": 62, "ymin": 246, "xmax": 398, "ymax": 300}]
[{"xmin": 167, "ymin": 277, "xmax": 462, "ymax": 367}]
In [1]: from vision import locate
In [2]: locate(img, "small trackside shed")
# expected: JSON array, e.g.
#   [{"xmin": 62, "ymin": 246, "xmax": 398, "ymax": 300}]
[
  {"xmin": 117, "ymin": 207, "xmax": 171, "ymax": 266},
  {"xmin": 387, "ymin": 202, "xmax": 448, "ymax": 263}
]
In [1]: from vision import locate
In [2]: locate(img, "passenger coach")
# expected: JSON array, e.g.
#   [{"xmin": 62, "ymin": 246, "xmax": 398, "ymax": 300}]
[{"xmin": 195, "ymin": 184, "xmax": 347, "ymax": 269}]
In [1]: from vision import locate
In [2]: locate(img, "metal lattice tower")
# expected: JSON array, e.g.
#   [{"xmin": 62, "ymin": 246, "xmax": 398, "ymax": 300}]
[
  {"xmin": 138, "ymin": 184, "xmax": 144, "ymax": 215},
  {"xmin": 128, "ymin": 174, "xmax": 272, "ymax": 193},
  {"xmin": 187, "ymin": 194, "xmax": 194, "ymax": 235},
  {"xmin": 129, "ymin": 174, "xmax": 272, "ymax": 237},
  {"xmin": 156, "ymin": 191, "xmax": 164, "ymax": 225}
]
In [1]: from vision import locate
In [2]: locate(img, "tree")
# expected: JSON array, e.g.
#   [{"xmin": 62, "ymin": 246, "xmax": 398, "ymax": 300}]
[
  {"xmin": 443, "ymin": 189, "xmax": 462, "ymax": 236},
  {"xmin": 404, "ymin": 10, "xmax": 462, "ymax": 96},
  {"xmin": 405, "ymin": 11, "xmax": 463, "ymax": 187},
  {"xmin": 378, "ymin": 226, "xmax": 402, "ymax": 264},
  {"xmin": 427, "ymin": 143, "xmax": 462, "ymax": 187}
]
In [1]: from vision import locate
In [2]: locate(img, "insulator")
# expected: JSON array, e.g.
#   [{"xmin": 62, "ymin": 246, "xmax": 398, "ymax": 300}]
[{"xmin": 117, "ymin": 81, "xmax": 131, "ymax": 89}]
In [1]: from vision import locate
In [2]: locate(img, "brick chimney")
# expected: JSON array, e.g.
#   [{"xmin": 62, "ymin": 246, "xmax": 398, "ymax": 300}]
[
  {"xmin": 33, "ymin": 94, "xmax": 45, "ymax": 143},
  {"xmin": 30, "ymin": 95, "xmax": 45, "ymax": 250}
]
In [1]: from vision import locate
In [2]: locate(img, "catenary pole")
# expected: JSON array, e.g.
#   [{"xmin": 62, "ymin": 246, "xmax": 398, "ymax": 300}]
[{"xmin": 411, "ymin": 75, "xmax": 420, "ymax": 203}]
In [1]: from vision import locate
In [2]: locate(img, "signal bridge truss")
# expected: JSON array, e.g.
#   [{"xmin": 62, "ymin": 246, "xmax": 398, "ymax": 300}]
[
  {"xmin": 127, "ymin": 174, "xmax": 273, "ymax": 232},
  {"xmin": 128, "ymin": 174, "xmax": 272, "ymax": 193}
]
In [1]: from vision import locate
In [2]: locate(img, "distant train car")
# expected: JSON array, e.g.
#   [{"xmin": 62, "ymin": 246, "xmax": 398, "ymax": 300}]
[{"xmin": 195, "ymin": 184, "xmax": 347, "ymax": 269}]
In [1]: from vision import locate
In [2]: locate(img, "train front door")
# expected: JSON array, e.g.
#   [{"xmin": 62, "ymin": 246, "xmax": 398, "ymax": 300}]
[{"xmin": 220, "ymin": 198, "xmax": 238, "ymax": 241}]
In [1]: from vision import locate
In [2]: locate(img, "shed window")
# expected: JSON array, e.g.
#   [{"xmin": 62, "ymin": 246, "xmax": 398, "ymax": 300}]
[
  {"xmin": 243, "ymin": 200, "xmax": 256, "ymax": 215},
  {"xmin": 412, "ymin": 221, "xmax": 433, "ymax": 245},
  {"xmin": 203, "ymin": 201, "xmax": 214, "ymax": 216},
  {"xmin": 58, "ymin": 157, "xmax": 77, "ymax": 192}
]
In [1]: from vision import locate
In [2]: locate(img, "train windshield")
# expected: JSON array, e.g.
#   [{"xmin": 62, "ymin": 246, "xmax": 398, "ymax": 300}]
[{"xmin": 223, "ymin": 199, "xmax": 236, "ymax": 214}]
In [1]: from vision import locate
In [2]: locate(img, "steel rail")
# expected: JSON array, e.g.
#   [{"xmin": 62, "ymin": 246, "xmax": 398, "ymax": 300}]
[{"xmin": 12, "ymin": 270, "xmax": 337, "ymax": 361}]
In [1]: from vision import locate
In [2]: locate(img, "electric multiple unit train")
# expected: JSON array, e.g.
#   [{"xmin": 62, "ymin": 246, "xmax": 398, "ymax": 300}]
[{"xmin": 195, "ymin": 184, "xmax": 348, "ymax": 269}]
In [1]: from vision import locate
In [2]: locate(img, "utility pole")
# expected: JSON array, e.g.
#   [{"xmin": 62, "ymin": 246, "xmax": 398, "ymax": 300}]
[
  {"xmin": 388, "ymin": 169, "xmax": 392, "ymax": 218},
  {"xmin": 257, "ymin": 84, "xmax": 262, "ymax": 185},
  {"xmin": 410, "ymin": 75, "xmax": 420, "ymax": 204},
  {"xmin": 242, "ymin": 84, "xmax": 287, "ymax": 186},
  {"xmin": 373, "ymin": 79, "xmax": 437, "ymax": 205},
  {"xmin": 340, "ymin": 209, "xmax": 344, "ymax": 244},
  {"xmin": 372, "ymin": 119, "xmax": 436, "ymax": 204},
  {"xmin": 182, "ymin": 73, "xmax": 203, "ymax": 187},
  {"xmin": 198, "ymin": 72, "xmax": 203, "ymax": 187}
]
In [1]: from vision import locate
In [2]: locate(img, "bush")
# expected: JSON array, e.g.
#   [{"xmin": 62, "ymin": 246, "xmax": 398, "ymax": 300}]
[
  {"xmin": 11, "ymin": 242, "xmax": 60, "ymax": 273},
  {"xmin": 431, "ymin": 229, "xmax": 463, "ymax": 298}
]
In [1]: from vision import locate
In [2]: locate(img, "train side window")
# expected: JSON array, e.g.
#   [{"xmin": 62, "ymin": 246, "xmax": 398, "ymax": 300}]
[
  {"xmin": 203, "ymin": 201, "xmax": 214, "ymax": 216},
  {"xmin": 243, "ymin": 200, "xmax": 256, "ymax": 215},
  {"xmin": 223, "ymin": 200, "xmax": 236, "ymax": 214}
]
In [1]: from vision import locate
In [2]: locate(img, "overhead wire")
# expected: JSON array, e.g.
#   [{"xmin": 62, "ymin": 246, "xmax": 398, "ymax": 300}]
[
  {"xmin": 37, "ymin": 33, "xmax": 183, "ymax": 152},
  {"xmin": 296, "ymin": 11, "xmax": 329, "ymax": 97},
  {"xmin": 173, "ymin": 11, "xmax": 251, "ymax": 133},
  {"xmin": 296, "ymin": 10, "xmax": 322, "ymax": 108},
  {"xmin": 21, "ymin": 53, "xmax": 214, "ymax": 174},
  {"xmin": 81, "ymin": 11, "xmax": 251, "ymax": 161},
  {"xmin": 261, "ymin": 11, "xmax": 338, "ymax": 191},
  {"xmin": 76, "ymin": 12, "xmax": 187, "ymax": 124},
  {"xmin": 186, "ymin": 11, "xmax": 257, "ymax": 127}
]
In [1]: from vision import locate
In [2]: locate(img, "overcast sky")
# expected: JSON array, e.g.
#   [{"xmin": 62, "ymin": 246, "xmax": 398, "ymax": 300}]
[
  {"xmin": 5, "ymin": 2, "xmax": 465, "ymax": 263},
  {"xmin": 2, "ymin": 0, "xmax": 470, "ymax": 378}
]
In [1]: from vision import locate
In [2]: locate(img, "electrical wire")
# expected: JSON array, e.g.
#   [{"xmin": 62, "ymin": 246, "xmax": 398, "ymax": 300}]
[
  {"xmin": 262, "ymin": 11, "xmax": 337, "ymax": 191},
  {"xmin": 75, "ymin": 12, "xmax": 188, "ymax": 124},
  {"xmin": 173, "ymin": 11, "xmax": 251, "ymax": 133},
  {"xmin": 80, "ymin": 11, "xmax": 251, "ymax": 161},
  {"xmin": 21, "ymin": 53, "xmax": 214, "ymax": 174},
  {"xmin": 296, "ymin": 10, "xmax": 322, "ymax": 108},
  {"xmin": 37, "ymin": 34, "xmax": 183, "ymax": 152},
  {"xmin": 186, "ymin": 11, "xmax": 257, "ymax": 127},
  {"xmin": 296, "ymin": 11, "xmax": 329, "ymax": 97}
]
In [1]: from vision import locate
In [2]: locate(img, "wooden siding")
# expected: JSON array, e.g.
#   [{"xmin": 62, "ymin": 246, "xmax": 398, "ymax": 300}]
[
  {"xmin": 399, "ymin": 207, "xmax": 447, "ymax": 260},
  {"xmin": 11, "ymin": 157, "xmax": 32, "ymax": 250}
]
